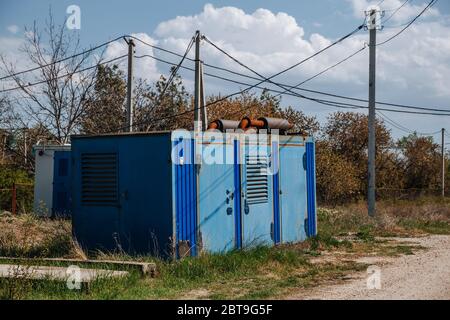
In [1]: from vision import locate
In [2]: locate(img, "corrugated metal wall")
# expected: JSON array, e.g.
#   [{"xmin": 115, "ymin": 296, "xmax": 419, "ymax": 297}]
[
  {"xmin": 174, "ymin": 138, "xmax": 198, "ymax": 257},
  {"xmin": 306, "ymin": 141, "xmax": 317, "ymax": 237}
]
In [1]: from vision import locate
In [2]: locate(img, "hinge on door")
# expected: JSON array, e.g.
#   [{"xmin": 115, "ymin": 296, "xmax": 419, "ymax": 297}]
[{"xmin": 303, "ymin": 153, "xmax": 307, "ymax": 171}]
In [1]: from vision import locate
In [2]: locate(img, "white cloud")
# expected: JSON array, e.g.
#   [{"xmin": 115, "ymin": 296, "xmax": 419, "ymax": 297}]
[
  {"xmin": 0, "ymin": 36, "xmax": 28, "ymax": 90},
  {"xmin": 6, "ymin": 25, "xmax": 19, "ymax": 34},
  {"xmin": 145, "ymin": 3, "xmax": 450, "ymax": 98}
]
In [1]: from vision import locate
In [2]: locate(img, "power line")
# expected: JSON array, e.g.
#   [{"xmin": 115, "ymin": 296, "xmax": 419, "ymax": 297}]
[
  {"xmin": 203, "ymin": 23, "xmax": 364, "ymax": 92},
  {"xmin": 0, "ymin": 55, "xmax": 128, "ymax": 93},
  {"xmin": 207, "ymin": 62, "xmax": 450, "ymax": 113},
  {"xmin": 129, "ymin": 35, "xmax": 196, "ymax": 62},
  {"xmin": 103, "ymin": 28, "xmax": 374, "ymax": 135},
  {"xmin": 121, "ymin": 24, "xmax": 363, "ymax": 132},
  {"xmin": 202, "ymin": 25, "xmax": 365, "ymax": 108},
  {"xmin": 382, "ymin": 0, "xmax": 411, "ymax": 24},
  {"xmin": 0, "ymin": 36, "xmax": 126, "ymax": 81},
  {"xmin": 130, "ymin": 34, "xmax": 450, "ymax": 114},
  {"xmin": 0, "ymin": 33, "xmax": 195, "ymax": 82},
  {"xmin": 272, "ymin": 46, "xmax": 367, "ymax": 99},
  {"xmin": 135, "ymin": 35, "xmax": 196, "ymax": 126},
  {"xmin": 202, "ymin": 32, "xmax": 450, "ymax": 116},
  {"xmin": 377, "ymin": 0, "xmax": 437, "ymax": 46},
  {"xmin": 136, "ymin": 53, "xmax": 450, "ymax": 117},
  {"xmin": 378, "ymin": 110, "xmax": 442, "ymax": 135}
]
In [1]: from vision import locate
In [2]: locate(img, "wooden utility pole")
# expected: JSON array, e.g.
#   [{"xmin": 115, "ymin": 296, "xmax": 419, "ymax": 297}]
[
  {"xmin": 367, "ymin": 9, "xmax": 378, "ymax": 217},
  {"xmin": 126, "ymin": 38, "xmax": 135, "ymax": 132}
]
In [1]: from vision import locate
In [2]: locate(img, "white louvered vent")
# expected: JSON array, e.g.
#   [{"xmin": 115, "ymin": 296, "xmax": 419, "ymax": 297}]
[{"xmin": 245, "ymin": 155, "xmax": 269, "ymax": 205}]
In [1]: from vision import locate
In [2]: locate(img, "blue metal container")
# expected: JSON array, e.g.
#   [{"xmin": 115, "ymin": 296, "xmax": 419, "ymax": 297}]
[{"xmin": 71, "ymin": 131, "xmax": 317, "ymax": 257}]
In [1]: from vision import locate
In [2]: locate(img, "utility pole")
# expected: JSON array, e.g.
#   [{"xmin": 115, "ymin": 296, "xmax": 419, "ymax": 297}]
[
  {"xmin": 126, "ymin": 38, "xmax": 135, "ymax": 132},
  {"xmin": 442, "ymin": 128, "xmax": 446, "ymax": 197},
  {"xmin": 200, "ymin": 62, "xmax": 208, "ymax": 131},
  {"xmin": 367, "ymin": 9, "xmax": 379, "ymax": 217},
  {"xmin": 194, "ymin": 30, "xmax": 202, "ymax": 133}
]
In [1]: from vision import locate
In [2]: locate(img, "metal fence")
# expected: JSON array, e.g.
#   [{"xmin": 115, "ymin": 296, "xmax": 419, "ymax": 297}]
[
  {"xmin": 0, "ymin": 183, "xmax": 33, "ymax": 214},
  {"xmin": 377, "ymin": 187, "xmax": 449, "ymax": 201}
]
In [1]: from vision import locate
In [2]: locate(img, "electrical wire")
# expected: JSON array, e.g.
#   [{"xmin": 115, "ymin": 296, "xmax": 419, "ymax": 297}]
[
  {"xmin": 377, "ymin": 110, "xmax": 442, "ymax": 135},
  {"xmin": 382, "ymin": 0, "xmax": 411, "ymax": 24},
  {"xmin": 202, "ymin": 25, "xmax": 365, "ymax": 108},
  {"xmin": 134, "ymin": 35, "xmax": 196, "ymax": 127},
  {"xmin": 0, "ymin": 33, "xmax": 195, "ymax": 82},
  {"xmin": 377, "ymin": 0, "xmax": 437, "ymax": 46},
  {"xmin": 136, "ymin": 53, "xmax": 450, "ymax": 117},
  {"xmin": 204, "ymin": 23, "xmax": 365, "ymax": 95},
  {"xmin": 272, "ymin": 45, "xmax": 367, "ymax": 99},
  {"xmin": 0, "ymin": 35, "xmax": 126, "ymax": 81},
  {"xmin": 130, "ymin": 34, "xmax": 450, "ymax": 114},
  {"xmin": 202, "ymin": 34, "xmax": 450, "ymax": 116},
  {"xmin": 0, "ymin": 54, "xmax": 128, "ymax": 93}
]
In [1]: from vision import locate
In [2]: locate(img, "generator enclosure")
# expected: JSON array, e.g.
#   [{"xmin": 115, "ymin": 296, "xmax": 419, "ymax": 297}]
[
  {"xmin": 71, "ymin": 131, "xmax": 317, "ymax": 257},
  {"xmin": 33, "ymin": 144, "xmax": 72, "ymax": 217}
]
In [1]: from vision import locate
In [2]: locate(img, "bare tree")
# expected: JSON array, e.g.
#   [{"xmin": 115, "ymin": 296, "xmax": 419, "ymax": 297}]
[{"xmin": 0, "ymin": 10, "xmax": 99, "ymax": 144}]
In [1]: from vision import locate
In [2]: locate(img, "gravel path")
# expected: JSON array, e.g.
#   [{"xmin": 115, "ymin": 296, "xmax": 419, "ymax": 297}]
[{"xmin": 288, "ymin": 235, "xmax": 450, "ymax": 300}]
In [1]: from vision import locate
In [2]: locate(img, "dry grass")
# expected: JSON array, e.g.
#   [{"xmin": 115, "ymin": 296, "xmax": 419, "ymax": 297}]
[
  {"xmin": 0, "ymin": 198, "xmax": 449, "ymax": 300},
  {"xmin": 318, "ymin": 197, "xmax": 450, "ymax": 239},
  {"xmin": 0, "ymin": 212, "xmax": 78, "ymax": 258}
]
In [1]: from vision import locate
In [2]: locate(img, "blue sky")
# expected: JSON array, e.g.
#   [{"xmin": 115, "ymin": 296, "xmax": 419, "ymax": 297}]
[
  {"xmin": 1, "ymin": 0, "xmax": 449, "ymax": 140},
  {"xmin": 0, "ymin": 0, "xmax": 364, "ymax": 42}
]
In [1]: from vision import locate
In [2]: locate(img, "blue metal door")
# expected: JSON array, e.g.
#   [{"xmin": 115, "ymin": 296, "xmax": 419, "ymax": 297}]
[
  {"xmin": 52, "ymin": 150, "xmax": 71, "ymax": 217},
  {"xmin": 72, "ymin": 146, "xmax": 120, "ymax": 252},
  {"xmin": 241, "ymin": 138, "xmax": 274, "ymax": 247},
  {"xmin": 198, "ymin": 134, "xmax": 236, "ymax": 253},
  {"xmin": 279, "ymin": 139, "xmax": 307, "ymax": 243}
]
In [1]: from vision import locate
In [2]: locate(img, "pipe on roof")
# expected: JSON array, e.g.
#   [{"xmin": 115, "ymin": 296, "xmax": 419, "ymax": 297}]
[
  {"xmin": 238, "ymin": 117, "xmax": 265, "ymax": 130},
  {"xmin": 207, "ymin": 119, "xmax": 240, "ymax": 132},
  {"xmin": 257, "ymin": 117, "xmax": 293, "ymax": 131}
]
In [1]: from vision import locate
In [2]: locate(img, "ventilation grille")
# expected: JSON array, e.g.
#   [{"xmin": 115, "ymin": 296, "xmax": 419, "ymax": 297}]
[
  {"xmin": 245, "ymin": 155, "xmax": 269, "ymax": 205},
  {"xmin": 81, "ymin": 153, "xmax": 118, "ymax": 206}
]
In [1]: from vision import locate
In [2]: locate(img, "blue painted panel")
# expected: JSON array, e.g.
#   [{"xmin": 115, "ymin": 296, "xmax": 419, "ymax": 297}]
[
  {"xmin": 306, "ymin": 141, "xmax": 317, "ymax": 237},
  {"xmin": 52, "ymin": 150, "xmax": 71, "ymax": 217},
  {"xmin": 174, "ymin": 138, "xmax": 198, "ymax": 257},
  {"xmin": 241, "ymin": 138, "xmax": 274, "ymax": 247},
  {"xmin": 233, "ymin": 139, "xmax": 242, "ymax": 249},
  {"xmin": 118, "ymin": 134, "xmax": 173, "ymax": 255},
  {"xmin": 272, "ymin": 141, "xmax": 281, "ymax": 244},
  {"xmin": 71, "ymin": 138, "xmax": 120, "ymax": 252},
  {"xmin": 198, "ymin": 134, "xmax": 236, "ymax": 253},
  {"xmin": 279, "ymin": 137, "xmax": 307, "ymax": 243},
  {"xmin": 71, "ymin": 133, "xmax": 173, "ymax": 256}
]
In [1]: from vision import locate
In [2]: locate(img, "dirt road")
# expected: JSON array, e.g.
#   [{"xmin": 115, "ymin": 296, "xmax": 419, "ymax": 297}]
[{"xmin": 288, "ymin": 235, "xmax": 450, "ymax": 300}]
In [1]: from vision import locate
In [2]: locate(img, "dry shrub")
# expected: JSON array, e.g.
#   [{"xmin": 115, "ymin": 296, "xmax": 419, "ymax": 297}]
[
  {"xmin": 0, "ymin": 212, "xmax": 77, "ymax": 258},
  {"xmin": 320, "ymin": 198, "xmax": 450, "ymax": 238},
  {"xmin": 316, "ymin": 142, "xmax": 360, "ymax": 205}
]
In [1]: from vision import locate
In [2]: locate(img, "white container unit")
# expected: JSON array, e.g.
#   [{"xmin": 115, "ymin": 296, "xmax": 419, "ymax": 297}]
[{"xmin": 33, "ymin": 144, "xmax": 71, "ymax": 217}]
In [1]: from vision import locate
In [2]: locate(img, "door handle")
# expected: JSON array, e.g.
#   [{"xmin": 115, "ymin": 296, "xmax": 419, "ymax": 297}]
[{"xmin": 244, "ymin": 200, "xmax": 250, "ymax": 215}]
